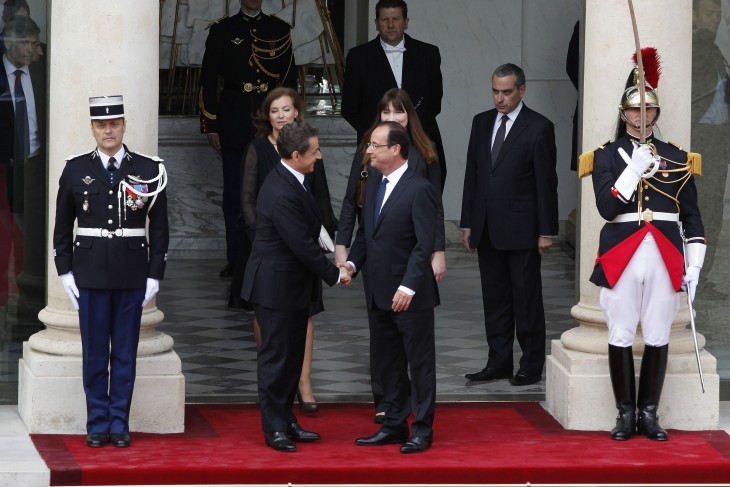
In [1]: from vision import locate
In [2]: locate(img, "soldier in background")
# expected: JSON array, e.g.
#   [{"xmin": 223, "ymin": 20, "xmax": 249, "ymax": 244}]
[{"xmin": 199, "ymin": 0, "xmax": 296, "ymax": 278}]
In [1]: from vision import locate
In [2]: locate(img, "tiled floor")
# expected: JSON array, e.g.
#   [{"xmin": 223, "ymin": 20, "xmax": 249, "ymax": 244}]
[{"xmin": 157, "ymin": 243, "xmax": 577, "ymax": 404}]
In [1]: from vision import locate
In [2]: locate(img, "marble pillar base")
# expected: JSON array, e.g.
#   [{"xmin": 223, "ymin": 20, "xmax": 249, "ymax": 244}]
[
  {"xmin": 546, "ymin": 339, "xmax": 719, "ymax": 431},
  {"xmin": 18, "ymin": 342, "xmax": 185, "ymax": 434}
]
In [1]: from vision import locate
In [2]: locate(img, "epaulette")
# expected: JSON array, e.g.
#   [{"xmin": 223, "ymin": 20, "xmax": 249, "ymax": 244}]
[
  {"xmin": 577, "ymin": 140, "xmax": 610, "ymax": 179},
  {"xmin": 205, "ymin": 15, "xmax": 227, "ymax": 30},
  {"xmin": 65, "ymin": 150, "xmax": 93, "ymax": 161},
  {"xmin": 132, "ymin": 151, "xmax": 164, "ymax": 162},
  {"xmin": 667, "ymin": 141, "xmax": 701, "ymax": 176}
]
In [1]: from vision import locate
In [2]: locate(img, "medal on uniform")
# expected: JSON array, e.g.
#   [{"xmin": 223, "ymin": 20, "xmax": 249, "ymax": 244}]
[
  {"xmin": 83, "ymin": 197, "xmax": 89, "ymax": 213},
  {"xmin": 125, "ymin": 180, "xmax": 149, "ymax": 211},
  {"xmin": 82, "ymin": 176, "xmax": 95, "ymax": 185}
]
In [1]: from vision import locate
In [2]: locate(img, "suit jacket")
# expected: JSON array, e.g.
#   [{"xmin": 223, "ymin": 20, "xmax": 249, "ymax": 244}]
[
  {"xmin": 348, "ymin": 167, "xmax": 440, "ymax": 311},
  {"xmin": 460, "ymin": 105, "xmax": 559, "ymax": 250},
  {"xmin": 590, "ymin": 136, "xmax": 704, "ymax": 291},
  {"xmin": 53, "ymin": 146, "xmax": 169, "ymax": 289},
  {"xmin": 341, "ymin": 34, "xmax": 443, "ymax": 144},
  {"xmin": 198, "ymin": 11, "xmax": 296, "ymax": 150},
  {"xmin": 0, "ymin": 56, "xmax": 46, "ymax": 196},
  {"xmin": 242, "ymin": 163, "xmax": 340, "ymax": 310}
]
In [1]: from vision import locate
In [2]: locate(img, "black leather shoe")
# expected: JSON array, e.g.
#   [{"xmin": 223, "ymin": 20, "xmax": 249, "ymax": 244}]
[
  {"xmin": 355, "ymin": 430, "xmax": 408, "ymax": 446},
  {"xmin": 400, "ymin": 436, "xmax": 432, "ymax": 453},
  {"xmin": 85, "ymin": 433, "xmax": 107, "ymax": 448},
  {"xmin": 219, "ymin": 263, "xmax": 234, "ymax": 278},
  {"xmin": 465, "ymin": 366, "xmax": 512, "ymax": 382},
  {"xmin": 264, "ymin": 431, "xmax": 297, "ymax": 452},
  {"xmin": 110, "ymin": 434, "xmax": 131, "ymax": 448},
  {"xmin": 509, "ymin": 369, "xmax": 542, "ymax": 386},
  {"xmin": 286, "ymin": 422, "xmax": 320, "ymax": 442},
  {"xmin": 638, "ymin": 409, "xmax": 668, "ymax": 441},
  {"xmin": 296, "ymin": 390, "xmax": 319, "ymax": 413}
]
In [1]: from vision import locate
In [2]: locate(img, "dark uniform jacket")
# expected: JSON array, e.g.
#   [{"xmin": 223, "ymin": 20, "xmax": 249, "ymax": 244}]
[
  {"xmin": 53, "ymin": 146, "xmax": 169, "ymax": 289},
  {"xmin": 198, "ymin": 11, "xmax": 296, "ymax": 150},
  {"xmin": 590, "ymin": 135, "xmax": 704, "ymax": 291}
]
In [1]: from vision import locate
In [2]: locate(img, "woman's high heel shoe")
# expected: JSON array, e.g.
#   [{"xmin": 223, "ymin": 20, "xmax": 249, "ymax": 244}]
[{"xmin": 296, "ymin": 389, "xmax": 319, "ymax": 413}]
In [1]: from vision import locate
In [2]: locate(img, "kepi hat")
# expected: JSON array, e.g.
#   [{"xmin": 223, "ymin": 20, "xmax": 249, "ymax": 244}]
[{"xmin": 89, "ymin": 95, "xmax": 124, "ymax": 120}]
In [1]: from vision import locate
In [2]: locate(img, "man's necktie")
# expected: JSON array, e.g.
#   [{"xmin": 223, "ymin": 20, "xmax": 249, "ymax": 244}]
[
  {"xmin": 107, "ymin": 156, "xmax": 117, "ymax": 172},
  {"xmin": 491, "ymin": 114, "xmax": 509, "ymax": 165},
  {"xmin": 13, "ymin": 70, "xmax": 29, "ymax": 161},
  {"xmin": 373, "ymin": 177, "xmax": 389, "ymax": 225}
]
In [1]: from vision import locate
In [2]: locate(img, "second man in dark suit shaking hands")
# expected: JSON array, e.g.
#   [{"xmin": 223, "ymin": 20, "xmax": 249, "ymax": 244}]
[
  {"xmin": 346, "ymin": 121, "xmax": 440, "ymax": 453},
  {"xmin": 460, "ymin": 63, "xmax": 559, "ymax": 387}
]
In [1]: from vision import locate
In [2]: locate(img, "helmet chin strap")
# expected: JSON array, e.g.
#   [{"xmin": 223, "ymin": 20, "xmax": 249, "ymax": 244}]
[{"xmin": 620, "ymin": 111, "xmax": 655, "ymax": 131}]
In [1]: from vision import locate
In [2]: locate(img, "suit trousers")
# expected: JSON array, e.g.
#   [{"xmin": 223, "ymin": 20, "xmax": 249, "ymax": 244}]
[
  {"xmin": 255, "ymin": 303, "xmax": 309, "ymax": 433},
  {"xmin": 78, "ymin": 287, "xmax": 145, "ymax": 435},
  {"xmin": 370, "ymin": 304, "xmax": 436, "ymax": 439},
  {"xmin": 221, "ymin": 148, "xmax": 245, "ymax": 264},
  {"xmin": 477, "ymin": 238, "xmax": 546, "ymax": 375},
  {"xmin": 600, "ymin": 233, "xmax": 679, "ymax": 347}
]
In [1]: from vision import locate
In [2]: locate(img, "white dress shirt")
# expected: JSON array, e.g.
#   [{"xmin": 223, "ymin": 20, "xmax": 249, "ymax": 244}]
[
  {"xmin": 3, "ymin": 54, "xmax": 39, "ymax": 157},
  {"xmin": 380, "ymin": 37, "xmax": 406, "ymax": 88}
]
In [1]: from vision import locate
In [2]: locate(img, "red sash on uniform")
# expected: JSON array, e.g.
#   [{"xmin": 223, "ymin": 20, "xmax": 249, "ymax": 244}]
[{"xmin": 596, "ymin": 222, "xmax": 684, "ymax": 290}]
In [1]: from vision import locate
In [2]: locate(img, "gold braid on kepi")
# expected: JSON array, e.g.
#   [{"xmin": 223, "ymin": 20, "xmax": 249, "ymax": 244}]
[{"xmin": 619, "ymin": 47, "xmax": 662, "ymax": 130}]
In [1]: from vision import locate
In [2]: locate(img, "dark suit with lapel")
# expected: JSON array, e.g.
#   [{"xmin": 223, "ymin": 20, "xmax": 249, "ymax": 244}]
[
  {"xmin": 341, "ymin": 34, "xmax": 446, "ymax": 188},
  {"xmin": 348, "ymin": 166, "xmax": 440, "ymax": 439},
  {"xmin": 53, "ymin": 145, "xmax": 169, "ymax": 435},
  {"xmin": 460, "ymin": 104, "xmax": 558, "ymax": 376},
  {"xmin": 242, "ymin": 162, "xmax": 340, "ymax": 433}
]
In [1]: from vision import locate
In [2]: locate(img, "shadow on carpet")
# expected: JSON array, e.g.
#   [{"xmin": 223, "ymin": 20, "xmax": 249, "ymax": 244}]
[{"xmin": 31, "ymin": 402, "xmax": 730, "ymax": 485}]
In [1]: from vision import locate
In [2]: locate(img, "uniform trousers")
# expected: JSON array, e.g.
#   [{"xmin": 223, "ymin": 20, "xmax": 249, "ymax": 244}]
[
  {"xmin": 221, "ymin": 148, "xmax": 245, "ymax": 265},
  {"xmin": 600, "ymin": 233, "xmax": 679, "ymax": 347},
  {"xmin": 370, "ymin": 304, "xmax": 435, "ymax": 439},
  {"xmin": 255, "ymin": 304, "xmax": 308, "ymax": 433},
  {"xmin": 78, "ymin": 287, "xmax": 145, "ymax": 435}
]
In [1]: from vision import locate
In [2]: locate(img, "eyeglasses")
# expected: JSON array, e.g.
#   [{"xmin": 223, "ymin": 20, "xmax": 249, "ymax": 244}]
[{"xmin": 366, "ymin": 142, "xmax": 392, "ymax": 150}]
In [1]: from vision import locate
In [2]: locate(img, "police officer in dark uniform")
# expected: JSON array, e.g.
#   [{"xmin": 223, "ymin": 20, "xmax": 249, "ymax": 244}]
[
  {"xmin": 582, "ymin": 54, "xmax": 705, "ymax": 442},
  {"xmin": 198, "ymin": 0, "xmax": 296, "ymax": 277},
  {"xmin": 53, "ymin": 95, "xmax": 169, "ymax": 448}
]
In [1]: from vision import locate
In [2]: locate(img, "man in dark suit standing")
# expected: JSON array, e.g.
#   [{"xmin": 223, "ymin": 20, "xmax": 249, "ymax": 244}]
[
  {"xmin": 53, "ymin": 96, "xmax": 169, "ymax": 448},
  {"xmin": 345, "ymin": 121, "xmax": 439, "ymax": 454},
  {"xmin": 242, "ymin": 122, "xmax": 350, "ymax": 453},
  {"xmin": 461, "ymin": 63, "xmax": 559, "ymax": 387},
  {"xmin": 199, "ymin": 0, "xmax": 296, "ymax": 277},
  {"xmin": 341, "ymin": 0, "xmax": 446, "ymax": 189}
]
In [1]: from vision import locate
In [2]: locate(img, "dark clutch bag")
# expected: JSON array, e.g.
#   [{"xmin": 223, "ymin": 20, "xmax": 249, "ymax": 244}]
[{"xmin": 356, "ymin": 168, "xmax": 368, "ymax": 208}]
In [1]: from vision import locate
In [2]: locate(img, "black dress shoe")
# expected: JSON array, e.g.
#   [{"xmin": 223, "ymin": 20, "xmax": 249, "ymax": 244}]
[
  {"xmin": 264, "ymin": 431, "xmax": 297, "ymax": 452},
  {"xmin": 509, "ymin": 369, "xmax": 542, "ymax": 386},
  {"xmin": 110, "ymin": 433, "xmax": 131, "ymax": 448},
  {"xmin": 219, "ymin": 263, "xmax": 234, "ymax": 278},
  {"xmin": 400, "ymin": 436, "xmax": 432, "ymax": 453},
  {"xmin": 86, "ymin": 433, "xmax": 107, "ymax": 448},
  {"xmin": 355, "ymin": 430, "xmax": 408, "ymax": 446},
  {"xmin": 286, "ymin": 422, "xmax": 320, "ymax": 442},
  {"xmin": 465, "ymin": 366, "xmax": 512, "ymax": 382}
]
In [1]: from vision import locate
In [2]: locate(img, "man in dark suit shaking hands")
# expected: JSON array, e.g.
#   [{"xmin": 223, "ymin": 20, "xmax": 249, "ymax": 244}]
[
  {"xmin": 460, "ymin": 63, "xmax": 559, "ymax": 387},
  {"xmin": 242, "ymin": 122, "xmax": 350, "ymax": 453},
  {"xmin": 345, "ymin": 121, "xmax": 440, "ymax": 453},
  {"xmin": 341, "ymin": 0, "xmax": 446, "ymax": 190}
]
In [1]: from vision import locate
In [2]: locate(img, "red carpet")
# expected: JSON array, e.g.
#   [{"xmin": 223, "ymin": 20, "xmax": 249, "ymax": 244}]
[{"xmin": 32, "ymin": 402, "xmax": 730, "ymax": 485}]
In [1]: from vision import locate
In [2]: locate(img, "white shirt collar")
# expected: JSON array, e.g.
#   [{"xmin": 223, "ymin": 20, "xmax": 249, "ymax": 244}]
[
  {"xmin": 379, "ymin": 37, "xmax": 406, "ymax": 52},
  {"xmin": 280, "ymin": 160, "xmax": 306, "ymax": 186},
  {"xmin": 382, "ymin": 160, "xmax": 409, "ymax": 185},
  {"xmin": 500, "ymin": 101, "xmax": 524, "ymax": 122},
  {"xmin": 3, "ymin": 55, "xmax": 29, "ymax": 77},
  {"xmin": 98, "ymin": 147, "xmax": 125, "ymax": 169}
]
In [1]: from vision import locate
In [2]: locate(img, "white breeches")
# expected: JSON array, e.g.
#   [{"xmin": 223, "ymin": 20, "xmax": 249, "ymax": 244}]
[{"xmin": 600, "ymin": 233, "xmax": 680, "ymax": 347}]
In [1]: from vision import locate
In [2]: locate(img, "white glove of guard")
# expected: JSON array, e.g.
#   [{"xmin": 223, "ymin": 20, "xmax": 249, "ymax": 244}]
[
  {"xmin": 142, "ymin": 278, "xmax": 159, "ymax": 307},
  {"xmin": 60, "ymin": 272, "xmax": 79, "ymax": 310},
  {"xmin": 682, "ymin": 266, "xmax": 701, "ymax": 302},
  {"xmin": 628, "ymin": 144, "xmax": 654, "ymax": 176}
]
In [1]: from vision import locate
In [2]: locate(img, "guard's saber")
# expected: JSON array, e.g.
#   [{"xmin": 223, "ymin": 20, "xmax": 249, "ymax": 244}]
[
  {"xmin": 627, "ymin": 0, "xmax": 647, "ymax": 143},
  {"xmin": 683, "ymin": 236, "xmax": 706, "ymax": 393}
]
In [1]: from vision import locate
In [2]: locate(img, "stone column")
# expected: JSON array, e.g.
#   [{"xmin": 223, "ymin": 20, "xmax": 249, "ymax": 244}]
[
  {"xmin": 18, "ymin": 0, "xmax": 185, "ymax": 434},
  {"xmin": 545, "ymin": 0, "xmax": 719, "ymax": 431}
]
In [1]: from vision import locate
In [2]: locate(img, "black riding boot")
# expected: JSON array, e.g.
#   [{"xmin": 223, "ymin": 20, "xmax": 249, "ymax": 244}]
[
  {"xmin": 637, "ymin": 344, "xmax": 669, "ymax": 441},
  {"xmin": 608, "ymin": 344, "xmax": 636, "ymax": 440}
]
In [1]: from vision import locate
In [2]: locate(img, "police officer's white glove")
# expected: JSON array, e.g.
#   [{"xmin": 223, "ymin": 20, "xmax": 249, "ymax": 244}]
[
  {"xmin": 628, "ymin": 144, "xmax": 654, "ymax": 176},
  {"xmin": 60, "ymin": 272, "xmax": 79, "ymax": 310},
  {"xmin": 142, "ymin": 278, "xmax": 160, "ymax": 306},
  {"xmin": 682, "ymin": 266, "xmax": 701, "ymax": 302}
]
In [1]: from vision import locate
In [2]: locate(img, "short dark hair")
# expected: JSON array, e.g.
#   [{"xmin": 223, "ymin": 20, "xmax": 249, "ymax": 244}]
[
  {"xmin": 377, "ymin": 121, "xmax": 410, "ymax": 158},
  {"xmin": 375, "ymin": 0, "xmax": 407, "ymax": 19},
  {"xmin": 278, "ymin": 122, "xmax": 319, "ymax": 159},
  {"xmin": 2, "ymin": 0, "xmax": 30, "ymax": 23},
  {"xmin": 494, "ymin": 63, "xmax": 526, "ymax": 88},
  {"xmin": 3, "ymin": 13, "xmax": 39, "ymax": 39}
]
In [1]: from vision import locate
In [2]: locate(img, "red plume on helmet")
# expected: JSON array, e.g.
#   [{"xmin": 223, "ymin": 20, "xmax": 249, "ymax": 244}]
[{"xmin": 632, "ymin": 47, "xmax": 661, "ymax": 89}]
